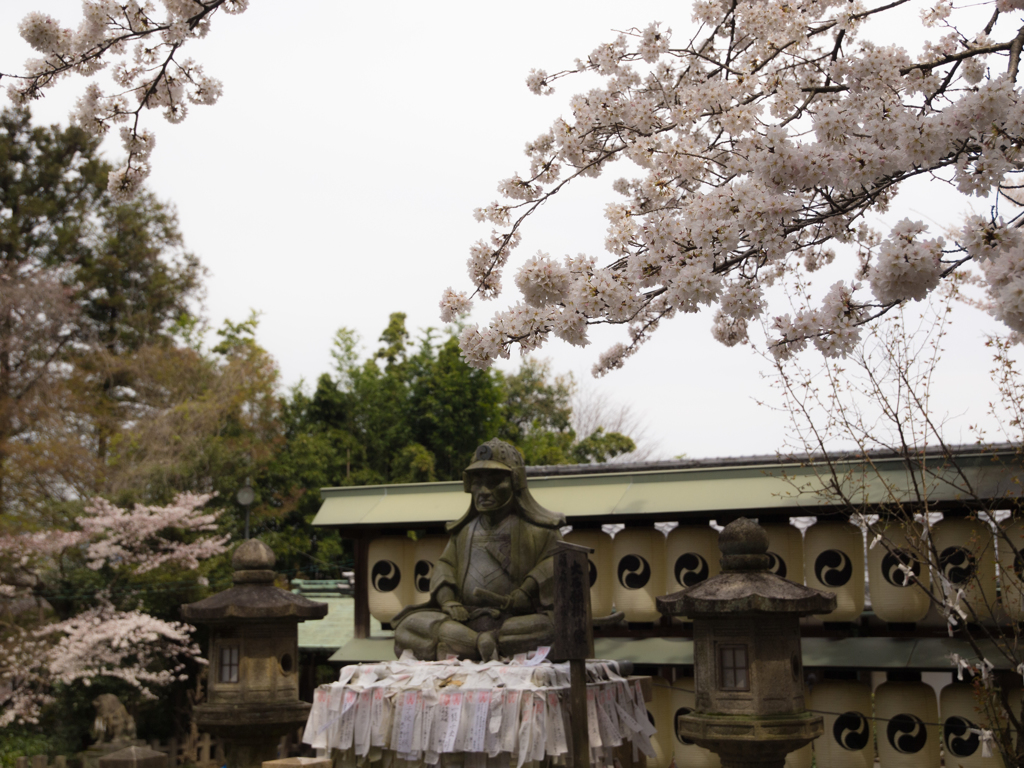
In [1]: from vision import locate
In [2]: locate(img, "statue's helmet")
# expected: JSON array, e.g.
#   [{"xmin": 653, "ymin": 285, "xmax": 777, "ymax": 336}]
[
  {"xmin": 463, "ymin": 438, "xmax": 527, "ymax": 492},
  {"xmin": 452, "ymin": 438, "xmax": 564, "ymax": 530}
]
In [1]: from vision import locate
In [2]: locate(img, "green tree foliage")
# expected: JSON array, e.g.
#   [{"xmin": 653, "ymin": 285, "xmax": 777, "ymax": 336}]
[
  {"xmin": 258, "ymin": 315, "xmax": 640, "ymax": 578},
  {"xmin": 0, "ymin": 106, "xmax": 203, "ymax": 525}
]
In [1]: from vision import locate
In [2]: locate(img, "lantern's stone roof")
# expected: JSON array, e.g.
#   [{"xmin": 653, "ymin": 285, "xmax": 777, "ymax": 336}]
[
  {"xmin": 657, "ymin": 517, "xmax": 835, "ymax": 617},
  {"xmin": 181, "ymin": 540, "xmax": 328, "ymax": 624}
]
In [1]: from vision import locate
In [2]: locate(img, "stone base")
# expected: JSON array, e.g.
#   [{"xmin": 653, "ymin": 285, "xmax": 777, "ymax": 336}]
[
  {"xmin": 677, "ymin": 712, "xmax": 823, "ymax": 768},
  {"xmin": 77, "ymin": 742, "xmax": 146, "ymax": 768},
  {"xmin": 194, "ymin": 701, "xmax": 310, "ymax": 740},
  {"xmin": 195, "ymin": 702, "xmax": 311, "ymax": 768},
  {"xmin": 263, "ymin": 759, "xmax": 331, "ymax": 768}
]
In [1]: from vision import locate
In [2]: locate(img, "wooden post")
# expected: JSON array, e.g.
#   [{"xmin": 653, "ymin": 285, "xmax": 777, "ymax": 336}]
[
  {"xmin": 553, "ymin": 540, "xmax": 595, "ymax": 768},
  {"xmin": 352, "ymin": 533, "xmax": 370, "ymax": 639},
  {"xmin": 198, "ymin": 733, "xmax": 211, "ymax": 766}
]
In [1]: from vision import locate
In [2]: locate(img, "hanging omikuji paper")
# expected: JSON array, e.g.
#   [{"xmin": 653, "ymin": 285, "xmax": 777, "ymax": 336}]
[{"xmin": 303, "ymin": 651, "xmax": 654, "ymax": 768}]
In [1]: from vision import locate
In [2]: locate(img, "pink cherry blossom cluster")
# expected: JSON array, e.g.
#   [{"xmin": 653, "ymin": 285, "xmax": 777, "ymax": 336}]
[
  {"xmin": 1, "ymin": 600, "xmax": 203, "ymax": 727},
  {"xmin": 446, "ymin": 3, "xmax": 1024, "ymax": 373},
  {"xmin": 7, "ymin": 0, "xmax": 246, "ymax": 200},
  {"xmin": 79, "ymin": 492, "xmax": 228, "ymax": 573},
  {"xmin": 0, "ymin": 493, "xmax": 226, "ymax": 725}
]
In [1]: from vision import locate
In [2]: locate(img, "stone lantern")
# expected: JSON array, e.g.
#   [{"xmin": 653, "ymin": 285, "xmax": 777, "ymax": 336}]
[
  {"xmin": 182, "ymin": 539, "xmax": 327, "ymax": 768},
  {"xmin": 657, "ymin": 518, "xmax": 835, "ymax": 768}
]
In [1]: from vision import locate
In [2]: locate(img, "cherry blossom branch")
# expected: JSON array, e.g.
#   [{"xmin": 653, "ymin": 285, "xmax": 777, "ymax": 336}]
[
  {"xmin": 452, "ymin": 1, "xmax": 1024, "ymax": 373},
  {"xmin": 4, "ymin": 0, "xmax": 248, "ymax": 199}
]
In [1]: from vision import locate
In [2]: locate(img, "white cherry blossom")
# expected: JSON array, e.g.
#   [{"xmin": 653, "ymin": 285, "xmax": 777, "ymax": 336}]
[
  {"xmin": 5, "ymin": 0, "xmax": 247, "ymax": 198},
  {"xmin": 451, "ymin": 7, "xmax": 1024, "ymax": 372}
]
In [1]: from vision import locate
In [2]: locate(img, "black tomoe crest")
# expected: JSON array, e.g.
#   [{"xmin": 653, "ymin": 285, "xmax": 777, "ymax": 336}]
[
  {"xmin": 371, "ymin": 560, "xmax": 401, "ymax": 592},
  {"xmin": 414, "ymin": 559, "xmax": 433, "ymax": 593},
  {"xmin": 881, "ymin": 549, "xmax": 920, "ymax": 587},
  {"xmin": 887, "ymin": 714, "xmax": 927, "ymax": 754},
  {"xmin": 815, "ymin": 549, "xmax": 853, "ymax": 587},
  {"xmin": 618, "ymin": 554, "xmax": 651, "ymax": 589},
  {"xmin": 833, "ymin": 712, "xmax": 869, "ymax": 751},
  {"xmin": 674, "ymin": 707, "xmax": 695, "ymax": 744},
  {"xmin": 674, "ymin": 552, "xmax": 710, "ymax": 588},
  {"xmin": 766, "ymin": 551, "xmax": 787, "ymax": 578},
  {"xmin": 944, "ymin": 716, "xmax": 980, "ymax": 757},
  {"xmin": 587, "ymin": 559, "xmax": 597, "ymax": 588},
  {"xmin": 939, "ymin": 546, "xmax": 976, "ymax": 585}
]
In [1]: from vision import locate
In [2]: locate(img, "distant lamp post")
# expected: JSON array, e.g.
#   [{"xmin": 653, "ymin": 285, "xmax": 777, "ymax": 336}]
[
  {"xmin": 237, "ymin": 479, "xmax": 255, "ymax": 539},
  {"xmin": 657, "ymin": 517, "xmax": 835, "ymax": 768}
]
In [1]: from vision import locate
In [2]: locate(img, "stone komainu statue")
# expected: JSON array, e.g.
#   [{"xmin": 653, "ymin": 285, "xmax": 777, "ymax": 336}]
[
  {"xmin": 90, "ymin": 694, "xmax": 137, "ymax": 744},
  {"xmin": 393, "ymin": 439, "xmax": 564, "ymax": 661}
]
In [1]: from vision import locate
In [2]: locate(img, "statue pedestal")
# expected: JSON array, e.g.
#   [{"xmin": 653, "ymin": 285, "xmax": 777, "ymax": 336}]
[
  {"xmin": 303, "ymin": 657, "xmax": 651, "ymax": 768},
  {"xmin": 78, "ymin": 741, "xmax": 146, "ymax": 768}
]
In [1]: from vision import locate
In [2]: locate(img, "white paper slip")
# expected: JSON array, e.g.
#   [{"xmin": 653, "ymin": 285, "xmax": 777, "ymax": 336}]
[
  {"xmin": 467, "ymin": 690, "xmax": 491, "ymax": 753},
  {"xmin": 524, "ymin": 646, "xmax": 550, "ymax": 666},
  {"xmin": 329, "ymin": 685, "xmax": 344, "ymax": 712},
  {"xmin": 337, "ymin": 665, "xmax": 358, "ymax": 687},
  {"xmin": 502, "ymin": 689, "xmax": 521, "ymax": 755},
  {"xmin": 596, "ymin": 686, "xmax": 622, "ymax": 747},
  {"xmin": 546, "ymin": 691, "xmax": 567, "ymax": 756},
  {"xmin": 303, "ymin": 688, "xmax": 330, "ymax": 748},
  {"xmin": 516, "ymin": 691, "xmax": 534, "ymax": 768},
  {"xmin": 395, "ymin": 690, "xmax": 419, "ymax": 754},
  {"xmin": 370, "ymin": 687, "xmax": 388, "ymax": 747},
  {"xmin": 530, "ymin": 691, "xmax": 548, "ymax": 763},
  {"xmin": 586, "ymin": 686, "xmax": 603, "ymax": 748},
  {"xmin": 441, "ymin": 691, "xmax": 464, "ymax": 753},
  {"xmin": 339, "ymin": 690, "xmax": 358, "ymax": 750}
]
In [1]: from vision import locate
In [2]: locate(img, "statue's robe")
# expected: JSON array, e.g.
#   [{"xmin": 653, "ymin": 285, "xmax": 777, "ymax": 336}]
[{"xmin": 392, "ymin": 499, "xmax": 563, "ymax": 659}]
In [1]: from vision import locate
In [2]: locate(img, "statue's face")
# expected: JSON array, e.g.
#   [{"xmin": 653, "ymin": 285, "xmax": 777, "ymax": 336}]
[{"xmin": 469, "ymin": 469, "xmax": 514, "ymax": 513}]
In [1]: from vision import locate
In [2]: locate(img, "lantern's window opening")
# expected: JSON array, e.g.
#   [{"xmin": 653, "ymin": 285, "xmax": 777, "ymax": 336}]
[
  {"xmin": 718, "ymin": 644, "xmax": 749, "ymax": 690},
  {"xmin": 219, "ymin": 646, "xmax": 239, "ymax": 683}
]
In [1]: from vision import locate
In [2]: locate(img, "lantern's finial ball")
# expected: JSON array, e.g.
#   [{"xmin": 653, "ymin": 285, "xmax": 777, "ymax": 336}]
[
  {"xmin": 233, "ymin": 538, "xmax": 276, "ymax": 571},
  {"xmin": 719, "ymin": 518, "xmax": 769, "ymax": 556}
]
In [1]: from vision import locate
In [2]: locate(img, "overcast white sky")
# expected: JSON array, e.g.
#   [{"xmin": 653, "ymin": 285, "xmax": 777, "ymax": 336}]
[{"xmin": 0, "ymin": 0, "xmax": 1015, "ymax": 460}]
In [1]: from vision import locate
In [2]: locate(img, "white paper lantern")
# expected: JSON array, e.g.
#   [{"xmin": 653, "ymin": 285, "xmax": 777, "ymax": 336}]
[
  {"xmin": 932, "ymin": 516, "xmax": 997, "ymax": 622},
  {"xmin": 809, "ymin": 679, "xmax": 874, "ymax": 768},
  {"xmin": 875, "ymin": 680, "xmax": 940, "ymax": 768},
  {"xmin": 785, "ymin": 743, "xmax": 812, "ymax": 768},
  {"xmin": 367, "ymin": 536, "xmax": 414, "ymax": 624},
  {"xmin": 761, "ymin": 522, "xmax": 804, "ymax": 586},
  {"xmin": 805, "ymin": 520, "xmax": 865, "ymax": 622},
  {"xmin": 410, "ymin": 536, "xmax": 447, "ymax": 606},
  {"xmin": 998, "ymin": 518, "xmax": 1024, "ymax": 622},
  {"xmin": 671, "ymin": 677, "xmax": 721, "ymax": 768},
  {"xmin": 647, "ymin": 676, "xmax": 674, "ymax": 768},
  {"xmin": 613, "ymin": 526, "xmax": 667, "ymax": 623},
  {"xmin": 564, "ymin": 528, "xmax": 614, "ymax": 618},
  {"xmin": 941, "ymin": 682, "xmax": 1005, "ymax": 768},
  {"xmin": 666, "ymin": 524, "xmax": 721, "ymax": 594},
  {"xmin": 867, "ymin": 522, "xmax": 930, "ymax": 625}
]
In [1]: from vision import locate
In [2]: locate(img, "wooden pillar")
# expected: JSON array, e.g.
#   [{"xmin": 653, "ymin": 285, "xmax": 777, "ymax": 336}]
[
  {"xmin": 553, "ymin": 540, "xmax": 595, "ymax": 768},
  {"xmin": 352, "ymin": 533, "xmax": 370, "ymax": 639}
]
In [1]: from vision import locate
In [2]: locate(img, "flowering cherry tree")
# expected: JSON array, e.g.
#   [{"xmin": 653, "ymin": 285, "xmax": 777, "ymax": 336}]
[
  {"xmin": 446, "ymin": 0, "xmax": 1024, "ymax": 373},
  {"xmin": 4, "ymin": 0, "xmax": 248, "ymax": 200},
  {"xmin": 0, "ymin": 493, "xmax": 227, "ymax": 727}
]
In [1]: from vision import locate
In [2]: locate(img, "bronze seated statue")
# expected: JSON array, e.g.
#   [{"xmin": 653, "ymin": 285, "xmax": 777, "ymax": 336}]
[{"xmin": 393, "ymin": 439, "xmax": 564, "ymax": 661}]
